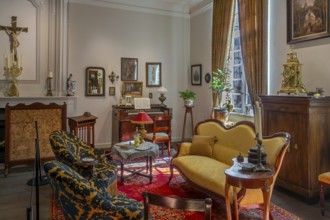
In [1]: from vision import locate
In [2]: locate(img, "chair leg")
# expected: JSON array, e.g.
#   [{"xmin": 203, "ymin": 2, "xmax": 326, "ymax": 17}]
[
  {"xmin": 167, "ymin": 141, "xmax": 171, "ymax": 157},
  {"xmin": 320, "ymin": 183, "xmax": 325, "ymax": 216}
]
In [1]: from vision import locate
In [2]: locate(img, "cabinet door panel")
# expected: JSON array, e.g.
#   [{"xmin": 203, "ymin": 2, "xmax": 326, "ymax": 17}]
[{"xmin": 264, "ymin": 110, "xmax": 307, "ymax": 187}]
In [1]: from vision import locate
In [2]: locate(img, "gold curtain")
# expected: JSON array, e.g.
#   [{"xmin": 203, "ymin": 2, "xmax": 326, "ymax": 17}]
[
  {"xmin": 211, "ymin": 0, "xmax": 235, "ymax": 118},
  {"xmin": 212, "ymin": 0, "xmax": 235, "ymax": 71},
  {"xmin": 237, "ymin": 0, "xmax": 268, "ymax": 105}
]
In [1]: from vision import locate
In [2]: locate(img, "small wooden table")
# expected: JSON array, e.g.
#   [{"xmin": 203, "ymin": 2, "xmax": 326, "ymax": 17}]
[
  {"xmin": 224, "ymin": 159, "xmax": 275, "ymax": 220},
  {"xmin": 68, "ymin": 114, "xmax": 97, "ymax": 147},
  {"xmin": 112, "ymin": 141, "xmax": 159, "ymax": 185}
]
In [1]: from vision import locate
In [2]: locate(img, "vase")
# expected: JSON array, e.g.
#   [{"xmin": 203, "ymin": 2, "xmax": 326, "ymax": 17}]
[
  {"xmin": 184, "ymin": 99, "xmax": 194, "ymax": 107},
  {"xmin": 211, "ymin": 92, "xmax": 223, "ymax": 118},
  {"xmin": 213, "ymin": 107, "xmax": 228, "ymax": 123},
  {"xmin": 212, "ymin": 92, "xmax": 219, "ymax": 107}
]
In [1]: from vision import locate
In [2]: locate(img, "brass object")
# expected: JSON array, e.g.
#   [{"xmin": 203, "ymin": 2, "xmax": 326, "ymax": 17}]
[
  {"xmin": 159, "ymin": 93, "xmax": 166, "ymax": 106},
  {"xmin": 0, "ymin": 16, "xmax": 28, "ymax": 97},
  {"xmin": 277, "ymin": 49, "xmax": 307, "ymax": 95},
  {"xmin": 108, "ymin": 71, "xmax": 119, "ymax": 84},
  {"xmin": 46, "ymin": 77, "xmax": 53, "ymax": 96}
]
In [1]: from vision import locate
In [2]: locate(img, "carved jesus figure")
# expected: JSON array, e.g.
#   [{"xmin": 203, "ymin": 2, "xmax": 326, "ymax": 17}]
[{"xmin": 0, "ymin": 16, "xmax": 28, "ymax": 61}]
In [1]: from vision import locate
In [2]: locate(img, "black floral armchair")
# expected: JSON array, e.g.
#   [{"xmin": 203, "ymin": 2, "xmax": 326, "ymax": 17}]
[
  {"xmin": 44, "ymin": 160, "xmax": 144, "ymax": 220},
  {"xmin": 49, "ymin": 130, "xmax": 118, "ymax": 195}
]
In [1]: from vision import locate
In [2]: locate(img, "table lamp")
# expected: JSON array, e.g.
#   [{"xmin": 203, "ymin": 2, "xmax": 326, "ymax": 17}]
[
  {"xmin": 131, "ymin": 112, "xmax": 153, "ymax": 140},
  {"xmin": 158, "ymin": 86, "xmax": 168, "ymax": 106}
]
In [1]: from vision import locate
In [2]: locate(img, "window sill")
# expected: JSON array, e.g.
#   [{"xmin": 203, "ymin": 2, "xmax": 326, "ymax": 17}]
[{"xmin": 229, "ymin": 112, "xmax": 254, "ymax": 123}]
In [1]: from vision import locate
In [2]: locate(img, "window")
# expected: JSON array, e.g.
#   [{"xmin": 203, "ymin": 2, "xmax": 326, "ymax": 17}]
[{"xmin": 226, "ymin": 1, "xmax": 252, "ymax": 115}]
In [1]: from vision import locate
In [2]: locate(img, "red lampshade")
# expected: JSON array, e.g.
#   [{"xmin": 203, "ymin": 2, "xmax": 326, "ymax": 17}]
[{"xmin": 131, "ymin": 112, "xmax": 153, "ymax": 124}]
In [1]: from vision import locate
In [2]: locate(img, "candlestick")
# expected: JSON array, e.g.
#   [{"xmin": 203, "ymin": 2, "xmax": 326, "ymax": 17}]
[{"xmin": 46, "ymin": 77, "xmax": 53, "ymax": 96}]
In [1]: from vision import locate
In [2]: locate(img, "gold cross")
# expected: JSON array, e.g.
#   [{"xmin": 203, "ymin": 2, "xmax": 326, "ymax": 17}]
[{"xmin": 0, "ymin": 16, "xmax": 28, "ymax": 61}]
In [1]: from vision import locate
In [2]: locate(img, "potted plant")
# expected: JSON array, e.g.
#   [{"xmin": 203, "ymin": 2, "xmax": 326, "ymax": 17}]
[
  {"xmin": 179, "ymin": 89, "xmax": 197, "ymax": 107},
  {"xmin": 209, "ymin": 69, "xmax": 232, "ymax": 109}
]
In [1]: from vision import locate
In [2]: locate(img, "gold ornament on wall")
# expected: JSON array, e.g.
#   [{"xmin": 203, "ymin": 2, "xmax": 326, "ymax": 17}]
[
  {"xmin": 277, "ymin": 49, "xmax": 307, "ymax": 95},
  {"xmin": 0, "ymin": 16, "xmax": 28, "ymax": 97}
]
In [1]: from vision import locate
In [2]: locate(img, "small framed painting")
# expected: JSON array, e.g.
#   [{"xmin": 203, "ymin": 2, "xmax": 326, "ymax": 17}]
[
  {"xmin": 191, "ymin": 64, "xmax": 202, "ymax": 86},
  {"xmin": 287, "ymin": 0, "xmax": 330, "ymax": 43},
  {"xmin": 122, "ymin": 81, "xmax": 143, "ymax": 97},
  {"xmin": 109, "ymin": 87, "xmax": 116, "ymax": 96},
  {"xmin": 85, "ymin": 67, "xmax": 105, "ymax": 96},
  {"xmin": 121, "ymin": 57, "xmax": 138, "ymax": 81},
  {"xmin": 146, "ymin": 62, "xmax": 162, "ymax": 87}
]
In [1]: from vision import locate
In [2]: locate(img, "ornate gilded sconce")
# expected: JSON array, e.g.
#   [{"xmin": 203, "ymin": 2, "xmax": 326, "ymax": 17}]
[{"xmin": 108, "ymin": 71, "xmax": 119, "ymax": 84}]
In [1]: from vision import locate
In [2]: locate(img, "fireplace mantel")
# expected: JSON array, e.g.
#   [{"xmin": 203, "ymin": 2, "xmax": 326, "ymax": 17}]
[{"xmin": 0, "ymin": 96, "xmax": 77, "ymax": 116}]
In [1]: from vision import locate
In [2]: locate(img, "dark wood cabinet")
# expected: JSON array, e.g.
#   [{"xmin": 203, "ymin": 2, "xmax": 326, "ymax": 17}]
[
  {"xmin": 259, "ymin": 95, "xmax": 330, "ymax": 200},
  {"xmin": 111, "ymin": 105, "xmax": 172, "ymax": 146}
]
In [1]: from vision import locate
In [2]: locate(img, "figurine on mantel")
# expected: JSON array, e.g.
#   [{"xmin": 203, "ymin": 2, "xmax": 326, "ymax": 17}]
[{"xmin": 66, "ymin": 73, "xmax": 75, "ymax": 96}]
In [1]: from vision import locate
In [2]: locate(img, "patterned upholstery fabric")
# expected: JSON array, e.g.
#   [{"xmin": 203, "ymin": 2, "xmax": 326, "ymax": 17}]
[
  {"xmin": 44, "ymin": 160, "xmax": 144, "ymax": 220},
  {"xmin": 49, "ymin": 130, "xmax": 118, "ymax": 195}
]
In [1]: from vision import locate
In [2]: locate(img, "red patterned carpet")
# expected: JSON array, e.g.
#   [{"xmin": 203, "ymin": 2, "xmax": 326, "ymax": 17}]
[{"xmin": 51, "ymin": 158, "xmax": 301, "ymax": 220}]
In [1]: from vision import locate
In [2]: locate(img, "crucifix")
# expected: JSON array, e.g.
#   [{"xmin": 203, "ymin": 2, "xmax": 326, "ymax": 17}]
[{"xmin": 0, "ymin": 16, "xmax": 28, "ymax": 61}]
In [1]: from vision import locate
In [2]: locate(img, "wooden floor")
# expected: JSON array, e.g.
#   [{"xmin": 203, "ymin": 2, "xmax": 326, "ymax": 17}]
[{"xmin": 0, "ymin": 161, "xmax": 330, "ymax": 220}]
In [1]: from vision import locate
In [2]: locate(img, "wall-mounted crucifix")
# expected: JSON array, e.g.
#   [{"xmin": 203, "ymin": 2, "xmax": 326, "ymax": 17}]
[{"xmin": 0, "ymin": 16, "xmax": 28, "ymax": 61}]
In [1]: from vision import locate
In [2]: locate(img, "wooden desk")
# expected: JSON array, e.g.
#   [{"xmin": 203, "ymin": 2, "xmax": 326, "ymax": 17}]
[
  {"xmin": 112, "ymin": 105, "xmax": 172, "ymax": 145},
  {"xmin": 68, "ymin": 115, "xmax": 97, "ymax": 147},
  {"xmin": 224, "ymin": 159, "xmax": 275, "ymax": 220}
]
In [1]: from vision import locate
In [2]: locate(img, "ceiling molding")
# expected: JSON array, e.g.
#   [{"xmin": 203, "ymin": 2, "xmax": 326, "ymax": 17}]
[
  {"xmin": 69, "ymin": 0, "xmax": 196, "ymax": 18},
  {"xmin": 190, "ymin": 1, "xmax": 212, "ymax": 18}
]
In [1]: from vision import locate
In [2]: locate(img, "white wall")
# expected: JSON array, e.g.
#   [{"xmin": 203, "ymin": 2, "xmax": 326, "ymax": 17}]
[
  {"xmin": 190, "ymin": 0, "xmax": 330, "ymax": 125},
  {"xmin": 269, "ymin": 0, "xmax": 330, "ymax": 95},
  {"xmin": 189, "ymin": 5, "xmax": 213, "ymax": 128},
  {"xmin": 68, "ymin": 2, "xmax": 190, "ymax": 146},
  {"xmin": 0, "ymin": 0, "xmax": 50, "ymax": 96}
]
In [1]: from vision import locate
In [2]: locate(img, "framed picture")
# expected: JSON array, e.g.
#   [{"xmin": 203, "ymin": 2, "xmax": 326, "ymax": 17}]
[
  {"xmin": 85, "ymin": 67, "xmax": 105, "ymax": 96},
  {"xmin": 287, "ymin": 0, "xmax": 330, "ymax": 44},
  {"xmin": 191, "ymin": 64, "xmax": 202, "ymax": 86},
  {"xmin": 125, "ymin": 95, "xmax": 133, "ymax": 106},
  {"xmin": 205, "ymin": 72, "xmax": 211, "ymax": 84},
  {"xmin": 109, "ymin": 87, "xmax": 115, "ymax": 96},
  {"xmin": 121, "ymin": 57, "xmax": 138, "ymax": 81},
  {"xmin": 146, "ymin": 62, "xmax": 162, "ymax": 87},
  {"xmin": 122, "ymin": 81, "xmax": 143, "ymax": 97}
]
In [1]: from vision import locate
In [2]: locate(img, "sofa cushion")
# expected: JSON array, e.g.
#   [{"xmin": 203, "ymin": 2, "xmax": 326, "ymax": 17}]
[
  {"xmin": 189, "ymin": 135, "xmax": 216, "ymax": 157},
  {"xmin": 172, "ymin": 155, "xmax": 232, "ymax": 198}
]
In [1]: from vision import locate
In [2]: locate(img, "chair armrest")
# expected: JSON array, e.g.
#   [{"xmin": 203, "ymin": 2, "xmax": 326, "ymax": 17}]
[{"xmin": 174, "ymin": 142, "xmax": 192, "ymax": 158}]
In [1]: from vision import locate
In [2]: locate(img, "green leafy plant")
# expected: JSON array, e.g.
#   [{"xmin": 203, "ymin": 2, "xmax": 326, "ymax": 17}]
[
  {"xmin": 209, "ymin": 69, "xmax": 232, "ymax": 93},
  {"xmin": 179, "ymin": 89, "xmax": 197, "ymax": 100}
]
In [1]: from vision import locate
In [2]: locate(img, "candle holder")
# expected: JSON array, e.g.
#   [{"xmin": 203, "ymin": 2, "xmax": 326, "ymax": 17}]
[
  {"xmin": 46, "ymin": 77, "xmax": 53, "ymax": 96},
  {"xmin": 4, "ymin": 56, "xmax": 22, "ymax": 97},
  {"xmin": 108, "ymin": 71, "xmax": 119, "ymax": 84}
]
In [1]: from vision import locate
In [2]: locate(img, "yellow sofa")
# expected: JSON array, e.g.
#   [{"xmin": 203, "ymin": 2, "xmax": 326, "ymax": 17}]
[{"xmin": 169, "ymin": 119, "xmax": 290, "ymax": 217}]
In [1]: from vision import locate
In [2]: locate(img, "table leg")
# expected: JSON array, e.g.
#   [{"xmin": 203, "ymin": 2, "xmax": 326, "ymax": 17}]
[
  {"xmin": 146, "ymin": 156, "xmax": 149, "ymax": 172},
  {"xmin": 225, "ymin": 183, "xmax": 232, "ymax": 220},
  {"xmin": 149, "ymin": 156, "xmax": 153, "ymax": 183},
  {"xmin": 120, "ymin": 162, "xmax": 124, "ymax": 185},
  {"xmin": 262, "ymin": 188, "xmax": 271, "ymax": 220},
  {"xmin": 233, "ymin": 187, "xmax": 238, "ymax": 220}
]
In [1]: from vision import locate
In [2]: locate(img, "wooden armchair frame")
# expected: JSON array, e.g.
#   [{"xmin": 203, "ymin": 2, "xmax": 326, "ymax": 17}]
[{"xmin": 142, "ymin": 192, "xmax": 212, "ymax": 220}]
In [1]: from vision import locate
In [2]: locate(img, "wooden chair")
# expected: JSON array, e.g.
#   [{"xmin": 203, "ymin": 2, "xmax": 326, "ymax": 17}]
[
  {"xmin": 319, "ymin": 172, "xmax": 330, "ymax": 215},
  {"xmin": 142, "ymin": 192, "xmax": 212, "ymax": 220},
  {"xmin": 145, "ymin": 115, "xmax": 172, "ymax": 156}
]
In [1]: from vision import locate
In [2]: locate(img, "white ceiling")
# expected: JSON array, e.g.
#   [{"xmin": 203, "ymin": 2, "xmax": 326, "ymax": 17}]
[{"xmin": 71, "ymin": 0, "xmax": 206, "ymax": 16}]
